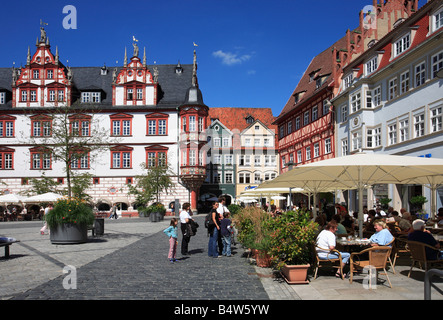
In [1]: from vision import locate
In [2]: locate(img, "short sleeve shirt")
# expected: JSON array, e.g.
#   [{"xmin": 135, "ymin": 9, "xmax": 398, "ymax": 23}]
[
  {"xmin": 316, "ymin": 230, "xmax": 336, "ymax": 258},
  {"xmin": 179, "ymin": 210, "xmax": 192, "ymax": 224}
]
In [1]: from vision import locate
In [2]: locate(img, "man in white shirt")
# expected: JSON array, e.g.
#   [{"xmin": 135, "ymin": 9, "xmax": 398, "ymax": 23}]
[
  {"xmin": 179, "ymin": 202, "xmax": 193, "ymax": 256},
  {"xmin": 216, "ymin": 197, "xmax": 230, "ymax": 254}
]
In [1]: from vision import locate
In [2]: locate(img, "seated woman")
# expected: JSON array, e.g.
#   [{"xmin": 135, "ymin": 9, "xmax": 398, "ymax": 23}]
[
  {"xmin": 316, "ymin": 220, "xmax": 350, "ymax": 278},
  {"xmin": 369, "ymin": 220, "xmax": 394, "ymax": 246}
]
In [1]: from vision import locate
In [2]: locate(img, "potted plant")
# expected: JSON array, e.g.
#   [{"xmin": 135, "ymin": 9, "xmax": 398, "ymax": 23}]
[
  {"xmin": 266, "ymin": 210, "xmax": 318, "ymax": 284},
  {"xmin": 146, "ymin": 202, "xmax": 166, "ymax": 222},
  {"xmin": 410, "ymin": 195, "xmax": 428, "ymax": 219},
  {"xmin": 379, "ymin": 197, "xmax": 392, "ymax": 210},
  {"xmin": 233, "ymin": 206, "xmax": 273, "ymax": 267},
  {"xmin": 45, "ymin": 197, "xmax": 95, "ymax": 244}
]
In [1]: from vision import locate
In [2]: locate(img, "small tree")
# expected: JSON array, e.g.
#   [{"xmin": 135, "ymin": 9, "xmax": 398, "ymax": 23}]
[
  {"xmin": 24, "ymin": 103, "xmax": 118, "ymax": 199},
  {"xmin": 129, "ymin": 160, "xmax": 174, "ymax": 208}
]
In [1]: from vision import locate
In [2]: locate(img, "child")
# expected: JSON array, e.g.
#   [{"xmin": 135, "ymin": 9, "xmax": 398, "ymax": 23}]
[
  {"xmin": 163, "ymin": 218, "xmax": 178, "ymax": 263},
  {"xmin": 220, "ymin": 212, "xmax": 232, "ymax": 257}
]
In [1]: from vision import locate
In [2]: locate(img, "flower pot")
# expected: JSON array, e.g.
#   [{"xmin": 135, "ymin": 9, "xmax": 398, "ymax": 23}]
[
  {"xmin": 252, "ymin": 249, "xmax": 272, "ymax": 268},
  {"xmin": 280, "ymin": 264, "xmax": 310, "ymax": 284},
  {"xmin": 50, "ymin": 223, "xmax": 88, "ymax": 244}
]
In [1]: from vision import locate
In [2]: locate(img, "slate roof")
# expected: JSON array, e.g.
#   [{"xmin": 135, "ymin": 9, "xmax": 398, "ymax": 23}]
[{"xmin": 0, "ymin": 63, "xmax": 193, "ymax": 110}]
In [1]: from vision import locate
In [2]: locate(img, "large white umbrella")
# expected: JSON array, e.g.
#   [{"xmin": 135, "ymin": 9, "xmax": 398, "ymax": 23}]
[
  {"xmin": 0, "ymin": 193, "xmax": 26, "ymax": 204},
  {"xmin": 260, "ymin": 152, "xmax": 443, "ymax": 236},
  {"xmin": 23, "ymin": 192, "xmax": 64, "ymax": 203}
]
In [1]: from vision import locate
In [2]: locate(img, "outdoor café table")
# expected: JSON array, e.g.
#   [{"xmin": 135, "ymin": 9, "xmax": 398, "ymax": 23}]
[
  {"xmin": 425, "ymin": 226, "xmax": 443, "ymax": 234},
  {"xmin": 336, "ymin": 237, "xmax": 371, "ymax": 253},
  {"xmin": 432, "ymin": 234, "xmax": 443, "ymax": 243}
]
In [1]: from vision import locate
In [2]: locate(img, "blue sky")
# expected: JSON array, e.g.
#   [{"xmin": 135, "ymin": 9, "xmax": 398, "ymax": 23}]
[{"xmin": 1, "ymin": 0, "xmax": 391, "ymax": 117}]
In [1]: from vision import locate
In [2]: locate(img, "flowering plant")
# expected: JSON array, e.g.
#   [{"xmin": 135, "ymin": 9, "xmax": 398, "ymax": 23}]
[
  {"xmin": 266, "ymin": 210, "xmax": 318, "ymax": 269},
  {"xmin": 45, "ymin": 197, "xmax": 95, "ymax": 229}
]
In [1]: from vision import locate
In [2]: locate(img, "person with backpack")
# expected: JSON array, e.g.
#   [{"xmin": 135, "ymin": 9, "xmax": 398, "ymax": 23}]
[{"xmin": 207, "ymin": 202, "xmax": 220, "ymax": 258}]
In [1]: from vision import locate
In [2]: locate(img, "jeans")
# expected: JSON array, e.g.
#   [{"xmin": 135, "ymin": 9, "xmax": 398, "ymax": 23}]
[
  {"xmin": 222, "ymin": 235, "xmax": 231, "ymax": 256},
  {"xmin": 318, "ymin": 251, "xmax": 351, "ymax": 264},
  {"xmin": 208, "ymin": 228, "xmax": 219, "ymax": 257}
]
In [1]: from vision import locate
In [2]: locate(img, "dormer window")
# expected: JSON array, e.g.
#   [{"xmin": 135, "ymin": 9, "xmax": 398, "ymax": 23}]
[
  {"xmin": 365, "ymin": 56, "xmax": 378, "ymax": 76},
  {"xmin": 81, "ymin": 92, "xmax": 101, "ymax": 103},
  {"xmin": 435, "ymin": 8, "xmax": 443, "ymax": 31},
  {"xmin": 101, "ymin": 66, "xmax": 108, "ymax": 75},
  {"xmin": 316, "ymin": 77, "xmax": 323, "ymax": 89},
  {"xmin": 0, "ymin": 92, "xmax": 5, "ymax": 104},
  {"xmin": 246, "ymin": 116, "xmax": 254, "ymax": 124},
  {"xmin": 394, "ymin": 33, "xmax": 411, "ymax": 57}
]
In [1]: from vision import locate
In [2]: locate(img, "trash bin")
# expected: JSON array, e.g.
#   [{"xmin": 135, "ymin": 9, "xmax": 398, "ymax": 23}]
[{"xmin": 94, "ymin": 218, "xmax": 105, "ymax": 235}]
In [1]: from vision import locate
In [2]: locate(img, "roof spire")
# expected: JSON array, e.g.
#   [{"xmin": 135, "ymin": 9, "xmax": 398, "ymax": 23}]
[
  {"xmin": 124, "ymin": 47, "xmax": 127, "ymax": 67},
  {"xmin": 143, "ymin": 47, "xmax": 146, "ymax": 67},
  {"xmin": 192, "ymin": 49, "xmax": 198, "ymax": 88}
]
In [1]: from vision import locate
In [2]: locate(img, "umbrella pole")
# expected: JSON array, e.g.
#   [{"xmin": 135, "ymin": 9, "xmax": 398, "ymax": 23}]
[{"xmin": 358, "ymin": 166, "xmax": 364, "ymax": 238}]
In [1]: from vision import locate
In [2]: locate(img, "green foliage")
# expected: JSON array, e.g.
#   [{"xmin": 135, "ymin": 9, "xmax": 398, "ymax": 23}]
[
  {"xmin": 129, "ymin": 162, "xmax": 174, "ymax": 207},
  {"xmin": 266, "ymin": 210, "xmax": 318, "ymax": 269},
  {"xmin": 233, "ymin": 206, "xmax": 272, "ymax": 251},
  {"xmin": 410, "ymin": 195, "xmax": 428, "ymax": 206},
  {"xmin": 379, "ymin": 197, "xmax": 392, "ymax": 206},
  {"xmin": 227, "ymin": 204, "xmax": 242, "ymax": 216},
  {"xmin": 45, "ymin": 197, "xmax": 95, "ymax": 229},
  {"xmin": 22, "ymin": 173, "xmax": 59, "ymax": 196}
]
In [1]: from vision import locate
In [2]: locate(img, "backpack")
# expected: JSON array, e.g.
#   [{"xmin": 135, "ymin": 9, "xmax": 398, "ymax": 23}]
[{"xmin": 205, "ymin": 211, "xmax": 215, "ymax": 228}]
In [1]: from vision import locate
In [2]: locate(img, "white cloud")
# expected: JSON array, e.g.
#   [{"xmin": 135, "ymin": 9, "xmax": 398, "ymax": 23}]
[{"xmin": 212, "ymin": 50, "xmax": 251, "ymax": 66}]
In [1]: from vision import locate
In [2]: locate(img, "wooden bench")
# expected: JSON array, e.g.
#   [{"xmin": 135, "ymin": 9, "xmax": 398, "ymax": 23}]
[{"xmin": 0, "ymin": 238, "xmax": 20, "ymax": 258}]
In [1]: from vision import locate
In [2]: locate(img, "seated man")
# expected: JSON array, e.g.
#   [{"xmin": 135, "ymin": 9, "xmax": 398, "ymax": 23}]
[
  {"xmin": 408, "ymin": 219, "xmax": 441, "ymax": 260},
  {"xmin": 316, "ymin": 220, "xmax": 350, "ymax": 278}
]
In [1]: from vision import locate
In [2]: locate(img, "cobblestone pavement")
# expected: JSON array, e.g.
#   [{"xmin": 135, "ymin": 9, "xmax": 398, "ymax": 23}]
[{"xmin": 0, "ymin": 215, "xmax": 442, "ymax": 301}]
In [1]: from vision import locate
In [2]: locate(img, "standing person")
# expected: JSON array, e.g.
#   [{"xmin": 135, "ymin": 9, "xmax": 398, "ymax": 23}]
[
  {"xmin": 220, "ymin": 211, "xmax": 232, "ymax": 257},
  {"xmin": 40, "ymin": 203, "xmax": 53, "ymax": 235},
  {"xmin": 109, "ymin": 203, "xmax": 117, "ymax": 219},
  {"xmin": 216, "ymin": 196, "xmax": 230, "ymax": 254},
  {"xmin": 163, "ymin": 218, "xmax": 179, "ymax": 263},
  {"xmin": 208, "ymin": 202, "xmax": 220, "ymax": 258},
  {"xmin": 179, "ymin": 202, "xmax": 193, "ymax": 256}
]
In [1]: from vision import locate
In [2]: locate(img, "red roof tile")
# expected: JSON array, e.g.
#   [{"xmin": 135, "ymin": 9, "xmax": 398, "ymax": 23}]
[{"xmin": 208, "ymin": 107, "xmax": 276, "ymax": 133}]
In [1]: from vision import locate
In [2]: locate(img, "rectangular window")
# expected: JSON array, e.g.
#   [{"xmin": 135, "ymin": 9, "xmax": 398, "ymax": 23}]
[
  {"xmin": 254, "ymin": 155, "xmax": 261, "ymax": 166},
  {"xmin": 136, "ymin": 88, "xmax": 143, "ymax": 100},
  {"xmin": 343, "ymin": 74, "xmax": 353, "ymax": 89},
  {"xmin": 414, "ymin": 113, "xmax": 425, "ymax": 138},
  {"xmin": 158, "ymin": 120, "xmax": 166, "ymax": 135},
  {"xmin": 0, "ymin": 152, "xmax": 13, "ymax": 170},
  {"xmin": 399, "ymin": 119, "xmax": 409, "ymax": 142},
  {"xmin": 71, "ymin": 154, "xmax": 89, "ymax": 169},
  {"xmin": 366, "ymin": 56, "xmax": 378, "ymax": 75},
  {"xmin": 189, "ymin": 150, "xmax": 196, "ymax": 166},
  {"xmin": 325, "ymin": 138, "xmax": 332, "ymax": 154},
  {"xmin": 49, "ymin": 90, "xmax": 55, "ymax": 102},
  {"xmin": 415, "ymin": 62, "xmax": 426, "ymax": 87},
  {"xmin": 198, "ymin": 117, "xmax": 204, "ymax": 132},
  {"xmin": 314, "ymin": 143, "xmax": 320, "ymax": 158},
  {"xmin": 341, "ymin": 139, "xmax": 348, "ymax": 156},
  {"xmin": 323, "ymin": 99, "xmax": 330, "ymax": 115},
  {"xmin": 297, "ymin": 150, "xmax": 302, "ymax": 163},
  {"xmin": 33, "ymin": 70, "xmax": 39, "ymax": 79},
  {"xmin": 21, "ymin": 91, "xmax": 28, "ymax": 102},
  {"xmin": 31, "ymin": 153, "xmax": 51, "ymax": 170},
  {"xmin": 400, "ymin": 71, "xmax": 410, "ymax": 95},
  {"xmin": 431, "ymin": 106, "xmax": 442, "ymax": 133},
  {"xmin": 0, "ymin": 92, "xmax": 5, "ymax": 104},
  {"xmin": 81, "ymin": 92, "xmax": 90, "ymax": 103},
  {"xmin": 312, "ymin": 105, "xmax": 318, "ymax": 121},
  {"xmin": 91, "ymin": 92, "xmax": 100, "ymax": 103},
  {"xmin": 367, "ymin": 127, "xmax": 381, "ymax": 148},
  {"xmin": 189, "ymin": 116, "xmax": 196, "ymax": 132},
  {"xmin": 351, "ymin": 92, "xmax": 361, "ymax": 113},
  {"xmin": 127, "ymin": 89, "xmax": 133, "ymax": 100},
  {"xmin": 0, "ymin": 121, "xmax": 14, "ymax": 137},
  {"xmin": 213, "ymin": 138, "xmax": 221, "ymax": 147},
  {"xmin": 341, "ymin": 104, "xmax": 348, "ymax": 123},
  {"xmin": 372, "ymin": 86, "xmax": 382, "ymax": 107},
  {"xmin": 295, "ymin": 117, "xmax": 300, "ymax": 130},
  {"xmin": 389, "ymin": 78, "xmax": 398, "ymax": 100},
  {"xmin": 388, "ymin": 123, "xmax": 397, "ymax": 145},
  {"xmin": 394, "ymin": 33, "xmax": 410, "ymax": 57},
  {"xmin": 303, "ymin": 111, "xmax": 309, "ymax": 126},
  {"xmin": 148, "ymin": 120, "xmax": 156, "ymax": 135},
  {"xmin": 47, "ymin": 70, "xmax": 53, "ymax": 79},
  {"xmin": 254, "ymin": 173, "xmax": 261, "ymax": 184},
  {"xmin": 30, "ymin": 90, "xmax": 37, "ymax": 102},
  {"xmin": 225, "ymin": 172, "xmax": 233, "ymax": 184},
  {"xmin": 306, "ymin": 146, "xmax": 311, "ymax": 161},
  {"xmin": 436, "ymin": 9, "xmax": 443, "ymax": 30},
  {"xmin": 225, "ymin": 154, "xmax": 233, "ymax": 165},
  {"xmin": 287, "ymin": 120, "xmax": 292, "ymax": 134},
  {"xmin": 58, "ymin": 90, "xmax": 64, "ymax": 102},
  {"xmin": 352, "ymin": 131, "xmax": 361, "ymax": 151},
  {"xmin": 432, "ymin": 51, "xmax": 443, "ymax": 78}
]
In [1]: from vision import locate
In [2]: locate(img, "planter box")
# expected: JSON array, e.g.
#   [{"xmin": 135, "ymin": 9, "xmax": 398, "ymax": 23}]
[
  {"xmin": 50, "ymin": 223, "xmax": 88, "ymax": 244},
  {"xmin": 281, "ymin": 264, "xmax": 310, "ymax": 284}
]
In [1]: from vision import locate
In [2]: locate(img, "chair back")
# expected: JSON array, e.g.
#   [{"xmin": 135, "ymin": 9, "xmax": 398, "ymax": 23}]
[
  {"xmin": 368, "ymin": 246, "xmax": 391, "ymax": 269},
  {"xmin": 406, "ymin": 241, "xmax": 427, "ymax": 262}
]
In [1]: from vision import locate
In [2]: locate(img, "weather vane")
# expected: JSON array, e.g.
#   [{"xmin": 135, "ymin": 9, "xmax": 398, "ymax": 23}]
[{"xmin": 40, "ymin": 19, "xmax": 48, "ymax": 26}]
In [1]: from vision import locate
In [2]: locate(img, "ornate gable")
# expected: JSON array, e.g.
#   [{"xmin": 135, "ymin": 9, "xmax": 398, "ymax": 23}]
[{"xmin": 112, "ymin": 44, "xmax": 158, "ymax": 106}]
